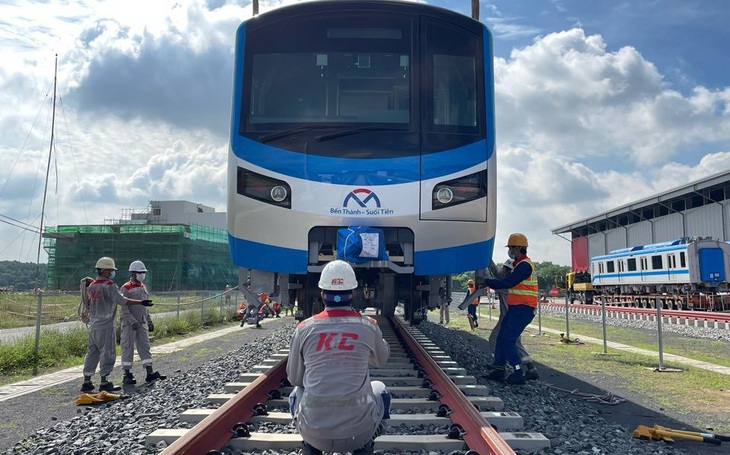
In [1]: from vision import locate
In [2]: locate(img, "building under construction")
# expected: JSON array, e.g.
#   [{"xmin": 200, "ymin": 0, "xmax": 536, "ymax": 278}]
[{"xmin": 43, "ymin": 201, "xmax": 237, "ymax": 291}]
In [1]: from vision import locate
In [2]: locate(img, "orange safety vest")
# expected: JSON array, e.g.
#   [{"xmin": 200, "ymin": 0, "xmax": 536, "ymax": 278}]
[
  {"xmin": 467, "ymin": 284, "xmax": 479, "ymax": 305},
  {"xmin": 506, "ymin": 257, "xmax": 539, "ymax": 308}
]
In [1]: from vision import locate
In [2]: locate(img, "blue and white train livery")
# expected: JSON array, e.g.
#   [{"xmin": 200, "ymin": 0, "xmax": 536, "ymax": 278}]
[
  {"xmin": 227, "ymin": 1, "xmax": 496, "ymax": 322},
  {"xmin": 590, "ymin": 238, "xmax": 730, "ymax": 310}
]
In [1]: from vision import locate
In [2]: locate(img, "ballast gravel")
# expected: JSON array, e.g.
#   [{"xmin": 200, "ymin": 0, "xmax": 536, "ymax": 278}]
[{"xmin": 2, "ymin": 316, "xmax": 714, "ymax": 455}]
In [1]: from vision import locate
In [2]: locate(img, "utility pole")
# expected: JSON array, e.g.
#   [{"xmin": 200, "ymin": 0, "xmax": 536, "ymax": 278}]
[
  {"xmin": 252, "ymin": 0, "xmax": 258, "ymax": 16},
  {"xmin": 471, "ymin": 0, "xmax": 479, "ymax": 21}
]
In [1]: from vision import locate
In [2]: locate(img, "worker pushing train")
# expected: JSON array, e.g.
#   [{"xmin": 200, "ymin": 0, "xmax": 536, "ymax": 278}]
[
  {"xmin": 485, "ymin": 258, "xmax": 539, "ymax": 381},
  {"xmin": 480, "ymin": 233, "xmax": 539, "ymax": 385},
  {"xmin": 287, "ymin": 260, "xmax": 391, "ymax": 455}
]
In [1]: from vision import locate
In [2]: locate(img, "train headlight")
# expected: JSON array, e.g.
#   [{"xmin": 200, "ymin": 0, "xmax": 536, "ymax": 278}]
[
  {"xmin": 432, "ymin": 170, "xmax": 487, "ymax": 210},
  {"xmin": 435, "ymin": 187, "xmax": 454, "ymax": 205},
  {"xmin": 237, "ymin": 167, "xmax": 291, "ymax": 208},
  {"xmin": 270, "ymin": 185, "xmax": 288, "ymax": 203}
]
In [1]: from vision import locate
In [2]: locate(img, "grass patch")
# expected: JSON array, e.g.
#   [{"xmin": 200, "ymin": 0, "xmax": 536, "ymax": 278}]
[
  {"xmin": 532, "ymin": 313, "xmax": 730, "ymax": 368},
  {"xmin": 0, "ymin": 307, "xmax": 239, "ymax": 386},
  {"xmin": 0, "ymin": 419, "xmax": 19, "ymax": 429}
]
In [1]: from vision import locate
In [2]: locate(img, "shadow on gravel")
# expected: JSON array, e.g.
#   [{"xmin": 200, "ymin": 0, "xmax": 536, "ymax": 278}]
[{"xmin": 452, "ymin": 328, "xmax": 728, "ymax": 455}]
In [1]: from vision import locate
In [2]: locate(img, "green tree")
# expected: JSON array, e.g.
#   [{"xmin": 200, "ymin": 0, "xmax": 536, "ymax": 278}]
[
  {"xmin": 0, "ymin": 261, "xmax": 47, "ymax": 290},
  {"xmin": 533, "ymin": 261, "xmax": 571, "ymax": 292}
]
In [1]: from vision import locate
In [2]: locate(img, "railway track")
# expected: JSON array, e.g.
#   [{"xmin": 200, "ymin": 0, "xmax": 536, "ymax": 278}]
[
  {"xmin": 146, "ymin": 314, "xmax": 550, "ymax": 454},
  {"xmin": 541, "ymin": 301, "xmax": 730, "ymax": 330}
]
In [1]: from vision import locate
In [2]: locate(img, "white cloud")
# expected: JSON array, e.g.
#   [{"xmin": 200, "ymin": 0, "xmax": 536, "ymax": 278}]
[{"xmin": 495, "ymin": 28, "xmax": 730, "ymax": 166}]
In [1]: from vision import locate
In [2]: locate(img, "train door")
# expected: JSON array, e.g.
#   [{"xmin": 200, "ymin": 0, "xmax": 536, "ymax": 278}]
[
  {"xmin": 698, "ymin": 247, "xmax": 725, "ymax": 286},
  {"xmin": 667, "ymin": 253, "xmax": 678, "ymax": 283},
  {"xmin": 617, "ymin": 259, "xmax": 625, "ymax": 284},
  {"xmin": 640, "ymin": 256, "xmax": 649, "ymax": 285},
  {"xmin": 419, "ymin": 18, "xmax": 488, "ymax": 222}
]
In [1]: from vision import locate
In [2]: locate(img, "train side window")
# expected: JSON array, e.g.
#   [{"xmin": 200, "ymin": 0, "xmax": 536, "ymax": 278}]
[
  {"xmin": 606, "ymin": 261, "xmax": 615, "ymax": 273},
  {"xmin": 627, "ymin": 258, "xmax": 636, "ymax": 271},
  {"xmin": 680, "ymin": 252, "xmax": 686, "ymax": 267},
  {"xmin": 651, "ymin": 255, "xmax": 663, "ymax": 270}
]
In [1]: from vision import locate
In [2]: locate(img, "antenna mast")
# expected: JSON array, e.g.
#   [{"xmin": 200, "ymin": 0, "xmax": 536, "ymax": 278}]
[{"xmin": 36, "ymin": 54, "xmax": 58, "ymax": 282}]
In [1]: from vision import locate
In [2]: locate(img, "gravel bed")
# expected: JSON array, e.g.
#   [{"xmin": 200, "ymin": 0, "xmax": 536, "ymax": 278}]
[
  {"xmin": 3, "ymin": 326, "xmax": 296, "ymax": 455},
  {"xmin": 2, "ymin": 318, "xmax": 709, "ymax": 455},
  {"xmin": 538, "ymin": 305, "xmax": 730, "ymax": 341},
  {"xmin": 417, "ymin": 321, "xmax": 698, "ymax": 455}
]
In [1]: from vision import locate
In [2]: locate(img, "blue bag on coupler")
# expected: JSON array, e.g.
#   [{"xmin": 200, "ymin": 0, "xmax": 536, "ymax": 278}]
[{"xmin": 337, "ymin": 226, "xmax": 389, "ymax": 264}]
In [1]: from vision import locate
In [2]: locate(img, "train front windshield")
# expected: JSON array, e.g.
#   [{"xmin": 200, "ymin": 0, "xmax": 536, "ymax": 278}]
[{"xmin": 240, "ymin": 12, "xmax": 485, "ymax": 157}]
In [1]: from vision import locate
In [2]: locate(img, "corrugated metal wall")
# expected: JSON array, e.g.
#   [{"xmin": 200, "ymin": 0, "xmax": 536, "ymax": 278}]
[
  {"xmin": 627, "ymin": 222, "xmax": 652, "ymax": 246},
  {"xmin": 605, "ymin": 228, "xmax": 626, "ymax": 253},
  {"xmin": 686, "ymin": 203, "xmax": 724, "ymax": 240},
  {"xmin": 653, "ymin": 213, "xmax": 684, "ymax": 240},
  {"xmin": 588, "ymin": 233, "xmax": 605, "ymax": 259}
]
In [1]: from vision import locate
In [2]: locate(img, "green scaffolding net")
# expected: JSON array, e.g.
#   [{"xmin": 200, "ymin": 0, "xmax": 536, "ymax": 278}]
[{"xmin": 44, "ymin": 224, "xmax": 237, "ymax": 291}]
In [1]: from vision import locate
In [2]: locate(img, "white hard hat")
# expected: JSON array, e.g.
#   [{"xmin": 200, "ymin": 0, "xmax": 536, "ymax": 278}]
[
  {"xmin": 503, "ymin": 259, "xmax": 515, "ymax": 270},
  {"xmin": 95, "ymin": 257, "xmax": 117, "ymax": 270},
  {"xmin": 318, "ymin": 260, "xmax": 357, "ymax": 291},
  {"xmin": 129, "ymin": 260, "xmax": 147, "ymax": 273}
]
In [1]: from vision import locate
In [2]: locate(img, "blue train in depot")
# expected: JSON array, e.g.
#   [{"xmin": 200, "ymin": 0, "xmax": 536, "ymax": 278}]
[
  {"xmin": 590, "ymin": 238, "xmax": 730, "ymax": 311},
  {"xmin": 226, "ymin": 0, "xmax": 496, "ymax": 322}
]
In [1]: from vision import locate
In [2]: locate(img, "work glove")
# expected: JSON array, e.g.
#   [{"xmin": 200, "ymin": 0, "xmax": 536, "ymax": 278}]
[
  {"xmin": 141, "ymin": 300, "xmax": 153, "ymax": 307},
  {"xmin": 131, "ymin": 321, "xmax": 140, "ymax": 331},
  {"xmin": 148, "ymin": 321, "xmax": 154, "ymax": 332}
]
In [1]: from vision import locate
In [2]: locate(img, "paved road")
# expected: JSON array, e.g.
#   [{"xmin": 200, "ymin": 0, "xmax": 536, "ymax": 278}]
[{"xmin": 0, "ymin": 320, "xmax": 85, "ymax": 343}]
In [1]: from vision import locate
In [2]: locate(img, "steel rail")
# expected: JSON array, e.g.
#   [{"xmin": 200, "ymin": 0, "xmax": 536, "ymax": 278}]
[
  {"xmin": 392, "ymin": 317, "xmax": 516, "ymax": 455},
  {"xmin": 159, "ymin": 356, "xmax": 288, "ymax": 454}
]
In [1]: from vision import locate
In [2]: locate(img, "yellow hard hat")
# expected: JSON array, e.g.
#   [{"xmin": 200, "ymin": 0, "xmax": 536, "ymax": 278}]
[
  {"xmin": 506, "ymin": 233, "xmax": 528, "ymax": 248},
  {"xmin": 467, "ymin": 279, "xmax": 474, "ymax": 285},
  {"xmin": 95, "ymin": 257, "xmax": 117, "ymax": 270}
]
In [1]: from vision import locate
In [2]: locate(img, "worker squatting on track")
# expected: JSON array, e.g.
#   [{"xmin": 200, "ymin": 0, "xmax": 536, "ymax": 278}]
[
  {"xmin": 79, "ymin": 257, "xmax": 154, "ymax": 393},
  {"xmin": 120, "ymin": 260, "xmax": 166, "ymax": 385},
  {"xmin": 480, "ymin": 233, "xmax": 539, "ymax": 385},
  {"xmin": 485, "ymin": 258, "xmax": 539, "ymax": 381},
  {"xmin": 287, "ymin": 260, "xmax": 392, "ymax": 455}
]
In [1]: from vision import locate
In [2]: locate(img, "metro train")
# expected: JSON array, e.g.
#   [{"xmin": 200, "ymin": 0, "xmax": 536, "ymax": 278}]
[
  {"xmin": 590, "ymin": 238, "xmax": 730, "ymax": 311},
  {"xmin": 226, "ymin": 1, "xmax": 497, "ymax": 323}
]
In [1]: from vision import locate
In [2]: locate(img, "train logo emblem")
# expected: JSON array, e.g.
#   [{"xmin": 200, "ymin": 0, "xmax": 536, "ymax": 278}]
[{"xmin": 343, "ymin": 188, "xmax": 381, "ymax": 208}]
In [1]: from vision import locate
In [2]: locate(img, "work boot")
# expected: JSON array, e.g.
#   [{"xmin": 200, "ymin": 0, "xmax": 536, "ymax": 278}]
[
  {"xmin": 525, "ymin": 368, "xmax": 540, "ymax": 381},
  {"xmin": 123, "ymin": 372, "xmax": 136, "ymax": 385},
  {"xmin": 145, "ymin": 371, "xmax": 167, "ymax": 383},
  {"xmin": 474, "ymin": 321, "xmax": 479, "ymax": 328},
  {"xmin": 301, "ymin": 442, "xmax": 323, "ymax": 455},
  {"xmin": 486, "ymin": 368, "xmax": 505, "ymax": 381},
  {"xmin": 373, "ymin": 420, "xmax": 388, "ymax": 438},
  {"xmin": 98, "ymin": 381, "xmax": 121, "ymax": 392},
  {"xmin": 352, "ymin": 440, "xmax": 375, "ymax": 455},
  {"xmin": 506, "ymin": 370, "xmax": 526, "ymax": 385},
  {"xmin": 80, "ymin": 381, "xmax": 95, "ymax": 393}
]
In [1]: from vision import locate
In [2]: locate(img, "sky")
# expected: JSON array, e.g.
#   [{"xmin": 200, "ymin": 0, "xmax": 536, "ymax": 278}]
[{"xmin": 1, "ymin": 0, "xmax": 729, "ymax": 268}]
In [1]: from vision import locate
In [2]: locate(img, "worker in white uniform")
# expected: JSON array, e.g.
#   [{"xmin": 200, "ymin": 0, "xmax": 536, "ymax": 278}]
[
  {"xmin": 120, "ymin": 260, "xmax": 166, "ymax": 385},
  {"xmin": 287, "ymin": 260, "xmax": 391, "ymax": 455},
  {"xmin": 80, "ymin": 257, "xmax": 153, "ymax": 393}
]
